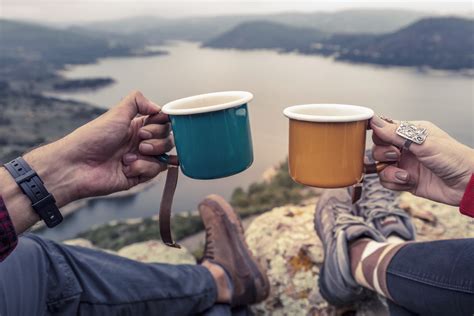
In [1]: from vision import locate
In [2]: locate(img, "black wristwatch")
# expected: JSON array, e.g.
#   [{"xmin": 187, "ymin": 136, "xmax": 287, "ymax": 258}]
[{"xmin": 3, "ymin": 157, "xmax": 63, "ymax": 228}]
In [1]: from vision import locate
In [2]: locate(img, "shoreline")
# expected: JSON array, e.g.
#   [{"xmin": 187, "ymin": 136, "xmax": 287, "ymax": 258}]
[{"xmin": 32, "ymin": 176, "xmax": 161, "ymax": 232}]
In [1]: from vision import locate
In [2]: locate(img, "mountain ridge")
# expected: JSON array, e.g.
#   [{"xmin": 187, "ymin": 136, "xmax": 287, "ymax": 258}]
[{"xmin": 203, "ymin": 16, "xmax": 474, "ymax": 70}]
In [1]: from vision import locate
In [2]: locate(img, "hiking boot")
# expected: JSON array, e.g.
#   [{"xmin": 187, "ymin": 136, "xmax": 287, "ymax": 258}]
[
  {"xmin": 355, "ymin": 173, "xmax": 416, "ymax": 241},
  {"xmin": 314, "ymin": 189, "xmax": 385, "ymax": 306},
  {"xmin": 199, "ymin": 194, "xmax": 270, "ymax": 307}
]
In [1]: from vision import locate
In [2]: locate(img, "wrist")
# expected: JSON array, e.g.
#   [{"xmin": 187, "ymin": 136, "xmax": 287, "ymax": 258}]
[
  {"xmin": 23, "ymin": 139, "xmax": 80, "ymax": 208},
  {"xmin": 454, "ymin": 146, "xmax": 474, "ymax": 205},
  {"xmin": 0, "ymin": 166, "xmax": 40, "ymax": 232}
]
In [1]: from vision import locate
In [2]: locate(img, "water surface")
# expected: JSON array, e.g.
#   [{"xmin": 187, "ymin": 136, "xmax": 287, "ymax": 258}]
[{"xmin": 39, "ymin": 42, "xmax": 474, "ymax": 241}]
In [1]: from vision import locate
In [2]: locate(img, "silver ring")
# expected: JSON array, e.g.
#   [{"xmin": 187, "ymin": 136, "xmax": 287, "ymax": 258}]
[{"xmin": 396, "ymin": 121, "xmax": 428, "ymax": 148}]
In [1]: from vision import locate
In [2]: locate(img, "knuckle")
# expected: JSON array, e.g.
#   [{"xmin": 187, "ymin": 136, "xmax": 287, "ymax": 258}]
[
  {"xmin": 419, "ymin": 120, "xmax": 433, "ymax": 128},
  {"xmin": 166, "ymin": 138, "xmax": 174, "ymax": 150},
  {"xmin": 130, "ymin": 90, "xmax": 143, "ymax": 99}
]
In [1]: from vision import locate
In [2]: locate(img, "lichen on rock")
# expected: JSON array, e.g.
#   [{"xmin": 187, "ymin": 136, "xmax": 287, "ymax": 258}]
[
  {"xmin": 118, "ymin": 240, "xmax": 196, "ymax": 264},
  {"xmin": 63, "ymin": 238, "xmax": 196, "ymax": 265},
  {"xmin": 245, "ymin": 192, "xmax": 472, "ymax": 315}
]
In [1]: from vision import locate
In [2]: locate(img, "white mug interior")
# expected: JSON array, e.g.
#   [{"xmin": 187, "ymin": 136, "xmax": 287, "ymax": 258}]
[
  {"xmin": 283, "ymin": 104, "xmax": 374, "ymax": 122},
  {"xmin": 162, "ymin": 91, "xmax": 253, "ymax": 115}
]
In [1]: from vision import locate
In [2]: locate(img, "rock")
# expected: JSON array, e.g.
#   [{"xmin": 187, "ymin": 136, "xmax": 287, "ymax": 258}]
[
  {"xmin": 245, "ymin": 201, "xmax": 386, "ymax": 315},
  {"xmin": 245, "ymin": 193, "xmax": 473, "ymax": 315},
  {"xmin": 63, "ymin": 238, "xmax": 95, "ymax": 248},
  {"xmin": 117, "ymin": 240, "xmax": 196, "ymax": 265},
  {"xmin": 62, "ymin": 239, "xmax": 196, "ymax": 265},
  {"xmin": 399, "ymin": 193, "xmax": 474, "ymax": 240}
]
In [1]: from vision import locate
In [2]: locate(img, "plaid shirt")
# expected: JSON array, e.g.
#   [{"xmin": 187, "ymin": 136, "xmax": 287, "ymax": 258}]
[{"xmin": 0, "ymin": 195, "xmax": 18, "ymax": 262}]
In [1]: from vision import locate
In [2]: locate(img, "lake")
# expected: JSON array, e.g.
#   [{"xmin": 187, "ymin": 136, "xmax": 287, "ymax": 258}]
[{"xmin": 38, "ymin": 41, "xmax": 474, "ymax": 241}]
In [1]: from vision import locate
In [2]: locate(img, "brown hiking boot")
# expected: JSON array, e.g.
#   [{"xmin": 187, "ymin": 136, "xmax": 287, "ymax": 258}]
[{"xmin": 198, "ymin": 194, "xmax": 270, "ymax": 307}]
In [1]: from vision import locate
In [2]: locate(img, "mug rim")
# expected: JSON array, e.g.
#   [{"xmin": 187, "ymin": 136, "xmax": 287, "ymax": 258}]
[
  {"xmin": 283, "ymin": 104, "xmax": 374, "ymax": 122},
  {"xmin": 162, "ymin": 91, "xmax": 253, "ymax": 115}
]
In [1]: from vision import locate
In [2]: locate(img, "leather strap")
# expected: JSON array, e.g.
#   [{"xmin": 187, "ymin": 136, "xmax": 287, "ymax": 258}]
[
  {"xmin": 351, "ymin": 178, "xmax": 364, "ymax": 204},
  {"xmin": 352, "ymin": 161, "xmax": 396, "ymax": 203},
  {"xmin": 159, "ymin": 157, "xmax": 181, "ymax": 248}
]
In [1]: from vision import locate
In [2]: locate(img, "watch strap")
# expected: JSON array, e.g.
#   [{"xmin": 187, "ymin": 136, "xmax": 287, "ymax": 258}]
[{"xmin": 3, "ymin": 157, "xmax": 63, "ymax": 228}]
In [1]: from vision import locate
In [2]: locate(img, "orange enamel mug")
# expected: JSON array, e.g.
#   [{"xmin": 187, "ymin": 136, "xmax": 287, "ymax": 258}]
[{"xmin": 283, "ymin": 104, "xmax": 375, "ymax": 188}]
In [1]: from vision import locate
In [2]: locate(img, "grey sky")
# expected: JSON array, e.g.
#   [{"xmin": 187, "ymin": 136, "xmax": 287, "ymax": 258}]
[{"xmin": 1, "ymin": 0, "xmax": 472, "ymax": 23}]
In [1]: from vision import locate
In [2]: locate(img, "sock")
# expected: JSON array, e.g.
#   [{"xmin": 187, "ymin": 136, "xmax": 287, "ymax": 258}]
[
  {"xmin": 387, "ymin": 234, "xmax": 406, "ymax": 244},
  {"xmin": 221, "ymin": 267, "xmax": 234, "ymax": 299},
  {"xmin": 349, "ymin": 238, "xmax": 407, "ymax": 300}
]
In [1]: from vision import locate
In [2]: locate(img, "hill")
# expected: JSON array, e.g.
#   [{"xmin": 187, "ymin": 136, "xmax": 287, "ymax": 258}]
[
  {"xmin": 312, "ymin": 17, "xmax": 474, "ymax": 70},
  {"xmin": 203, "ymin": 17, "xmax": 474, "ymax": 70},
  {"xmin": 83, "ymin": 9, "xmax": 428, "ymax": 43},
  {"xmin": 0, "ymin": 19, "xmax": 164, "ymax": 83},
  {"xmin": 203, "ymin": 21, "xmax": 325, "ymax": 51},
  {"xmin": 0, "ymin": 19, "xmax": 149, "ymax": 164}
]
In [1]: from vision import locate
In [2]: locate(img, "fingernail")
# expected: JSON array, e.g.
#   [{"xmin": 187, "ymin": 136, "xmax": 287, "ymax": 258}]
[
  {"xmin": 140, "ymin": 143, "xmax": 153, "ymax": 153},
  {"xmin": 395, "ymin": 171, "xmax": 409, "ymax": 182},
  {"xmin": 150, "ymin": 101, "xmax": 161, "ymax": 111},
  {"xmin": 384, "ymin": 151, "xmax": 398, "ymax": 160},
  {"xmin": 371, "ymin": 115, "xmax": 386, "ymax": 128},
  {"xmin": 123, "ymin": 153, "xmax": 137, "ymax": 164},
  {"xmin": 139, "ymin": 129, "xmax": 152, "ymax": 139}
]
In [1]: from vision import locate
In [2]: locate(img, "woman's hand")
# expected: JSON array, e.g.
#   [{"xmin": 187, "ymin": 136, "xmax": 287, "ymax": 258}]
[{"xmin": 371, "ymin": 116, "xmax": 474, "ymax": 206}]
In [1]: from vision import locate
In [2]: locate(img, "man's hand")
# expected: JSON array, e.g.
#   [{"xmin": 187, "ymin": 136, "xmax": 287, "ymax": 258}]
[
  {"xmin": 0, "ymin": 91, "xmax": 173, "ymax": 233},
  {"xmin": 59, "ymin": 90, "xmax": 174, "ymax": 201}
]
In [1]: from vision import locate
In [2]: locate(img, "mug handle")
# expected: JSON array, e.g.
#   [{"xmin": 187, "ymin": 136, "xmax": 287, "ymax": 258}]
[
  {"xmin": 144, "ymin": 112, "xmax": 182, "ymax": 247},
  {"xmin": 351, "ymin": 118, "xmax": 398, "ymax": 203},
  {"xmin": 148, "ymin": 112, "xmax": 181, "ymax": 248},
  {"xmin": 352, "ymin": 161, "xmax": 396, "ymax": 203},
  {"xmin": 157, "ymin": 153, "xmax": 181, "ymax": 248}
]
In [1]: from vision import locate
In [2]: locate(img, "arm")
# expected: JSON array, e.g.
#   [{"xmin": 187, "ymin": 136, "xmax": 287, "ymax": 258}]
[
  {"xmin": 0, "ymin": 141, "xmax": 78, "ymax": 233},
  {"xmin": 0, "ymin": 90, "xmax": 173, "ymax": 234}
]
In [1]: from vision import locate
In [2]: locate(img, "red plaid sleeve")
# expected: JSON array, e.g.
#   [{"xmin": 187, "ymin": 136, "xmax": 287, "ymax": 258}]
[{"xmin": 0, "ymin": 195, "xmax": 18, "ymax": 262}]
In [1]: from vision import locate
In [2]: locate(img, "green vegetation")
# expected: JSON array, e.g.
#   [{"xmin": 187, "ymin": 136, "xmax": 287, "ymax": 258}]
[
  {"xmin": 53, "ymin": 78, "xmax": 115, "ymax": 91},
  {"xmin": 77, "ymin": 213, "xmax": 204, "ymax": 251},
  {"xmin": 75, "ymin": 160, "xmax": 319, "ymax": 250},
  {"xmin": 231, "ymin": 160, "xmax": 318, "ymax": 217}
]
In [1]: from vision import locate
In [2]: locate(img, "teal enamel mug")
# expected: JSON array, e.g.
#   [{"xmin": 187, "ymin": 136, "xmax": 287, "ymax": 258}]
[{"xmin": 161, "ymin": 91, "xmax": 254, "ymax": 179}]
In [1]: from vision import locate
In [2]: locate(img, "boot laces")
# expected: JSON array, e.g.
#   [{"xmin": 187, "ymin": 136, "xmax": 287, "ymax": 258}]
[
  {"xmin": 329, "ymin": 202, "xmax": 367, "ymax": 236},
  {"xmin": 358, "ymin": 176, "xmax": 409, "ymax": 223}
]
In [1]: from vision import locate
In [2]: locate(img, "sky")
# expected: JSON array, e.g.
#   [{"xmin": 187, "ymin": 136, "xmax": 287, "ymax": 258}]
[{"xmin": 1, "ymin": 0, "xmax": 472, "ymax": 23}]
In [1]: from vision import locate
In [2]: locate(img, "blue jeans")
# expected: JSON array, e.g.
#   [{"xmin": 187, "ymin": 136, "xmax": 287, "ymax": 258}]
[
  {"xmin": 386, "ymin": 239, "xmax": 474, "ymax": 316},
  {"xmin": 0, "ymin": 234, "xmax": 249, "ymax": 315}
]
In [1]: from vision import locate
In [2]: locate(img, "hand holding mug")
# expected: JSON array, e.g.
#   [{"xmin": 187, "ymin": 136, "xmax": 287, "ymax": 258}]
[
  {"xmin": 371, "ymin": 116, "xmax": 474, "ymax": 206},
  {"xmin": 54, "ymin": 90, "xmax": 174, "ymax": 202}
]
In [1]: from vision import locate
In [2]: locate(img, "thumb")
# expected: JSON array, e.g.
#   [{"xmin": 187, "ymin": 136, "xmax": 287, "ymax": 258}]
[{"xmin": 117, "ymin": 90, "xmax": 161, "ymax": 120}]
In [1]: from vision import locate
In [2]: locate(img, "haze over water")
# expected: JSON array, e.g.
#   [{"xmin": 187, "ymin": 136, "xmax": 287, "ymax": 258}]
[{"xmin": 39, "ymin": 41, "xmax": 474, "ymax": 241}]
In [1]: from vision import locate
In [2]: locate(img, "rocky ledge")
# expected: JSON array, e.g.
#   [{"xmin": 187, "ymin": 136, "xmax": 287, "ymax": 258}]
[
  {"xmin": 65, "ymin": 192, "xmax": 473, "ymax": 315},
  {"xmin": 246, "ymin": 192, "xmax": 473, "ymax": 315}
]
